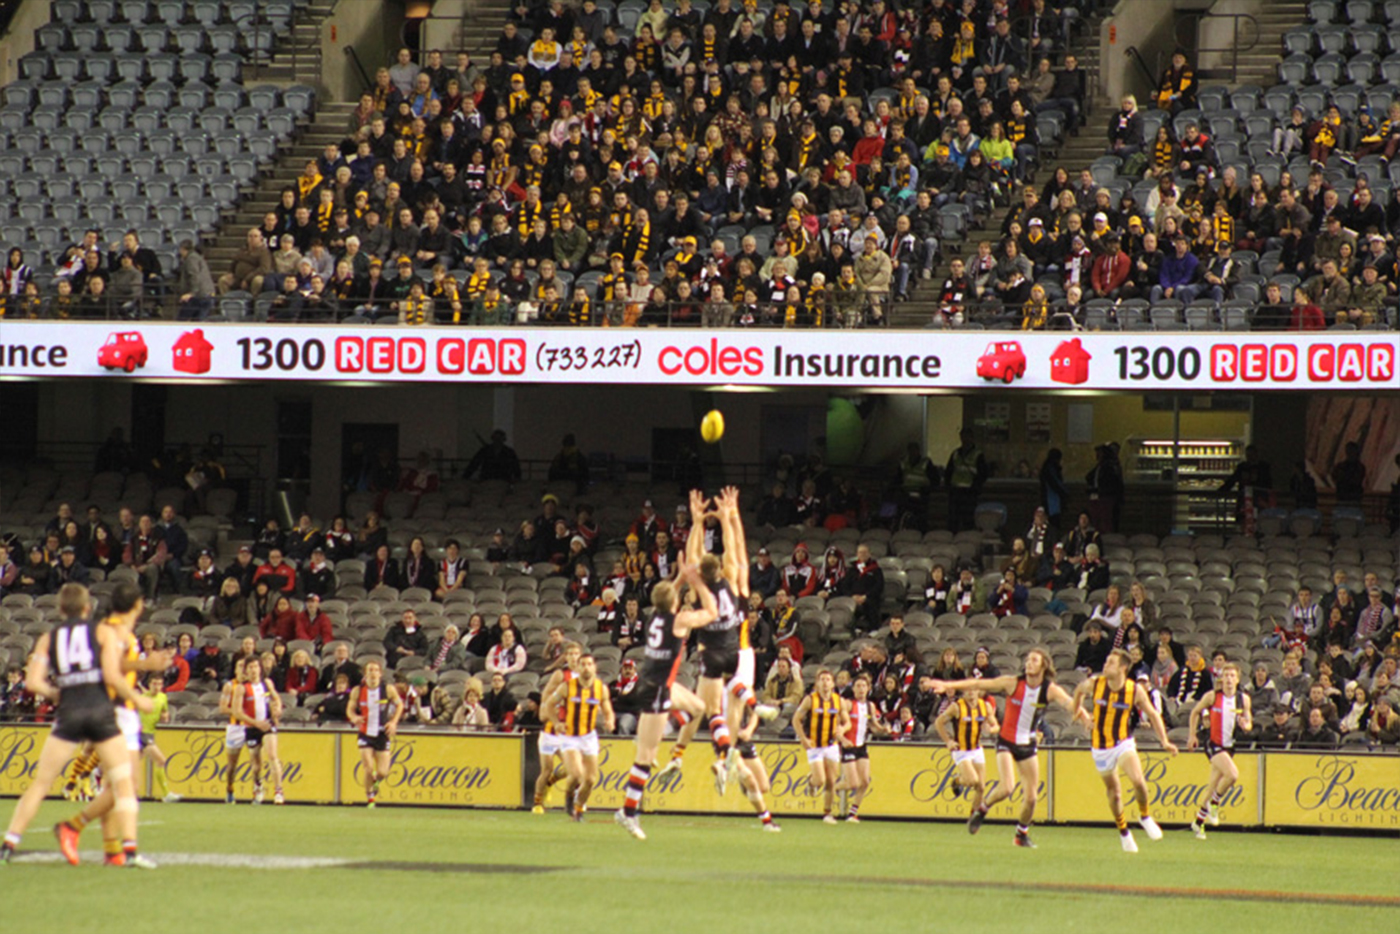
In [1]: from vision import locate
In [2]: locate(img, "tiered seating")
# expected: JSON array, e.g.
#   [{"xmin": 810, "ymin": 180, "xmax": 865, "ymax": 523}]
[
  {"xmin": 986, "ymin": 0, "xmax": 1400, "ymax": 332},
  {"xmin": 0, "ymin": 0, "xmax": 315, "ymax": 280},
  {"xmin": 4, "ymin": 458, "xmax": 1393, "ymax": 733}
]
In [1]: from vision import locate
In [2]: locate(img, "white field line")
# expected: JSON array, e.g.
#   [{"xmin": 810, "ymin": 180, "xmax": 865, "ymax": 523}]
[{"xmin": 13, "ymin": 851, "xmax": 353, "ymax": 869}]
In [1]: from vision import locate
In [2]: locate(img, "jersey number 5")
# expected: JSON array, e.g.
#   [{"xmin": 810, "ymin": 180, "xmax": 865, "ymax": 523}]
[
  {"xmin": 55, "ymin": 626, "xmax": 96, "ymax": 674},
  {"xmin": 646, "ymin": 616, "xmax": 667, "ymax": 649}
]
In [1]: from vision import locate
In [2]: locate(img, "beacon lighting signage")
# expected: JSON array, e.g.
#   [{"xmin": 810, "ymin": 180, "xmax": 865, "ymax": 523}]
[{"xmin": 1, "ymin": 322, "xmax": 1397, "ymax": 391}]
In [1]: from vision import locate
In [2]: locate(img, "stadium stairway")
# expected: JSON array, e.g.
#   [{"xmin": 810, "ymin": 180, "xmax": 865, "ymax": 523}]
[
  {"xmin": 205, "ymin": 99, "xmax": 358, "ymax": 272},
  {"xmin": 247, "ymin": 0, "xmax": 339, "ymax": 88},
  {"xmin": 887, "ymin": 10, "xmax": 1110, "ymax": 329},
  {"xmin": 1217, "ymin": 1, "xmax": 1309, "ymax": 90},
  {"xmin": 195, "ymin": 2, "xmax": 341, "ymax": 281},
  {"xmin": 459, "ymin": 0, "xmax": 514, "ymax": 62}
]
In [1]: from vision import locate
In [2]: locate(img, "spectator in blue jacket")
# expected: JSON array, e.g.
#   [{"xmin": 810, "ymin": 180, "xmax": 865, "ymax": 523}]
[{"xmin": 1149, "ymin": 235, "xmax": 1200, "ymax": 303}]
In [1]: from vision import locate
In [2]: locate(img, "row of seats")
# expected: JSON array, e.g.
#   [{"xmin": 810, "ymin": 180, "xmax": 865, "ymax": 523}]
[
  {"xmin": 0, "ymin": 0, "xmax": 318, "ymax": 277},
  {"xmin": 49, "ymin": 0, "xmax": 294, "ymax": 28},
  {"xmin": 1193, "ymin": 83, "xmax": 1400, "ymax": 123},
  {"xmin": 1308, "ymin": 0, "xmax": 1400, "ymax": 23},
  {"xmin": 4, "ymin": 73, "xmax": 312, "ymax": 114},
  {"xmin": 2, "ymin": 78, "xmax": 307, "ymax": 112},
  {"xmin": 20, "ymin": 49, "xmax": 251, "ymax": 84}
]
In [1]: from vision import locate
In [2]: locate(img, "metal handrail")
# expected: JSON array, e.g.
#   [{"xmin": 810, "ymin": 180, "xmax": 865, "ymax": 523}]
[
  {"xmin": 1123, "ymin": 46, "xmax": 1159, "ymax": 91},
  {"xmin": 234, "ymin": 4, "xmax": 323, "ymax": 84},
  {"xmin": 1006, "ymin": 9, "xmax": 1099, "ymax": 121},
  {"xmin": 401, "ymin": 11, "xmax": 477, "ymax": 59},
  {"xmin": 229, "ymin": 10, "xmax": 267, "ymax": 80},
  {"xmin": 343, "ymin": 44, "xmax": 373, "ymax": 94},
  {"xmin": 1173, "ymin": 11, "xmax": 1261, "ymax": 85},
  {"xmin": 18, "ymin": 290, "xmax": 1366, "ymax": 334},
  {"xmin": 14, "ymin": 439, "xmax": 266, "ymax": 480}
]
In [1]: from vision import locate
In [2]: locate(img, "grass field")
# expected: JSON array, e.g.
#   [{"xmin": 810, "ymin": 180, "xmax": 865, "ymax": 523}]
[{"xmin": 2, "ymin": 800, "xmax": 1395, "ymax": 933}]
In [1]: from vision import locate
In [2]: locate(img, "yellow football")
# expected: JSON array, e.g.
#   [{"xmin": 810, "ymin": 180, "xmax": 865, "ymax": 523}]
[{"xmin": 700, "ymin": 409, "xmax": 725, "ymax": 443}]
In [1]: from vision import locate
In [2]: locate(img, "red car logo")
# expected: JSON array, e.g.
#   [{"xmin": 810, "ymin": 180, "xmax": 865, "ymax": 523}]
[
  {"xmin": 97, "ymin": 331, "xmax": 148, "ymax": 373},
  {"xmin": 976, "ymin": 341, "xmax": 1027, "ymax": 384}
]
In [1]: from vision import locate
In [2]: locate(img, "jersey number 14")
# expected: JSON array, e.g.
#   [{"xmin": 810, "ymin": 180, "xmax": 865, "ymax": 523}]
[{"xmin": 55, "ymin": 626, "xmax": 96, "ymax": 674}]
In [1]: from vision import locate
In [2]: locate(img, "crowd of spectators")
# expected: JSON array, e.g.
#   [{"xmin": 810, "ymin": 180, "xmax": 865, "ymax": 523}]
[
  {"xmin": 13, "ymin": 2, "xmax": 1394, "ymax": 333},
  {"xmin": 4, "ymin": 434, "xmax": 1398, "ymax": 750},
  {"xmin": 935, "ymin": 38, "xmax": 1400, "ymax": 330},
  {"xmin": 5, "ymin": 0, "xmax": 1105, "ymax": 325}
]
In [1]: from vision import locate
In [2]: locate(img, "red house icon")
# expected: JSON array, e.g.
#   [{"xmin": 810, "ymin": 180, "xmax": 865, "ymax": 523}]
[
  {"xmin": 172, "ymin": 329, "xmax": 213, "ymax": 375},
  {"xmin": 1049, "ymin": 338, "xmax": 1091, "ymax": 385}
]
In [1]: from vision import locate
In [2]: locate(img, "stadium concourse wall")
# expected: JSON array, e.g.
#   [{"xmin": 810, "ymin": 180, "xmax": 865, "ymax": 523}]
[{"xmin": 1, "ymin": 726, "xmax": 1396, "ymax": 831}]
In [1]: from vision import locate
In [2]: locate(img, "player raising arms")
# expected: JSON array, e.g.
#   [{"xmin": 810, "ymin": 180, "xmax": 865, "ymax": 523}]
[
  {"xmin": 532, "ymin": 640, "xmax": 582, "ymax": 813},
  {"xmin": 1186, "ymin": 660, "xmax": 1251, "ymax": 839},
  {"xmin": 2, "ymin": 584, "xmax": 150, "ymax": 866},
  {"xmin": 544, "ymin": 652, "xmax": 614, "ymax": 821},
  {"xmin": 934, "ymin": 686, "xmax": 999, "ymax": 819},
  {"xmin": 1070, "ymin": 649, "xmax": 1176, "ymax": 852},
  {"xmin": 614, "ymin": 561, "xmax": 713, "ymax": 840},
  {"xmin": 348, "ymin": 659, "xmax": 402, "ymax": 807},
  {"xmin": 659, "ymin": 488, "xmax": 774, "ymax": 793},
  {"xmin": 793, "ymin": 669, "xmax": 850, "ymax": 824},
  {"xmin": 55, "ymin": 582, "xmax": 171, "ymax": 867},
  {"xmin": 932, "ymin": 648, "xmax": 1076, "ymax": 848},
  {"xmin": 709, "ymin": 489, "xmax": 777, "ymax": 762},
  {"xmin": 840, "ymin": 673, "xmax": 889, "ymax": 822}
]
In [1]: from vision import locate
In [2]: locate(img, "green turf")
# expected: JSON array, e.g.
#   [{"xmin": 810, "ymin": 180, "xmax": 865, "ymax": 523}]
[{"xmin": 2, "ymin": 801, "xmax": 1394, "ymax": 933}]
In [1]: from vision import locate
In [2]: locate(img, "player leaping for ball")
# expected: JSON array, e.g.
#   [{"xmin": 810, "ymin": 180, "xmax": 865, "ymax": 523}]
[
  {"xmin": 1071, "ymin": 649, "xmax": 1177, "ymax": 852},
  {"xmin": 932, "ymin": 648, "xmax": 1077, "ymax": 848},
  {"xmin": 657, "ymin": 488, "xmax": 775, "ymax": 794},
  {"xmin": 614, "ymin": 562, "xmax": 714, "ymax": 840},
  {"xmin": 1186, "ymin": 661, "xmax": 1251, "ymax": 839}
]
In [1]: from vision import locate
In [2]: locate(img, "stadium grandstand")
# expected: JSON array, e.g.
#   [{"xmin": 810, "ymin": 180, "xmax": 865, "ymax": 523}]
[{"xmin": 0, "ymin": 0, "xmax": 1397, "ymax": 809}]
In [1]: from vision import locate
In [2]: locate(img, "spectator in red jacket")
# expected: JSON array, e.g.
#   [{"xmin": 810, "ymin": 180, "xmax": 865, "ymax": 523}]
[
  {"xmin": 781, "ymin": 543, "xmax": 818, "ymax": 597},
  {"xmin": 162, "ymin": 646, "xmax": 190, "ymax": 693},
  {"xmin": 260, "ymin": 595, "xmax": 298, "ymax": 642},
  {"xmin": 1290, "ymin": 291, "xmax": 1325, "ymax": 331},
  {"xmin": 253, "ymin": 548, "xmax": 297, "ymax": 594},
  {"xmin": 285, "ymin": 649, "xmax": 320, "ymax": 701},
  {"xmin": 295, "ymin": 593, "xmax": 335, "ymax": 647},
  {"xmin": 1090, "ymin": 236, "xmax": 1132, "ymax": 300}
]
